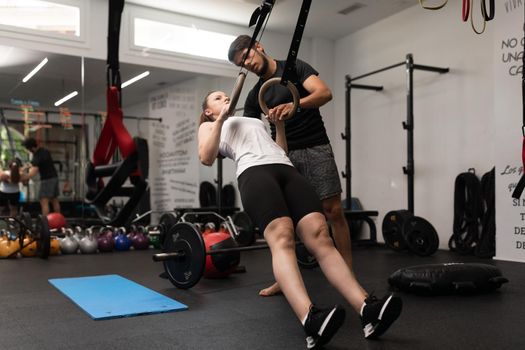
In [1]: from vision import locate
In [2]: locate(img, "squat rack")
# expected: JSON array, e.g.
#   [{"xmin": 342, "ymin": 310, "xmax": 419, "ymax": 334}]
[{"xmin": 343, "ymin": 53, "xmax": 449, "ymax": 214}]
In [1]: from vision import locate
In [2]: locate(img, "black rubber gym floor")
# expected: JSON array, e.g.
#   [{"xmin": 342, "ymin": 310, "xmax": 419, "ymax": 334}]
[{"xmin": 0, "ymin": 245, "xmax": 523, "ymax": 350}]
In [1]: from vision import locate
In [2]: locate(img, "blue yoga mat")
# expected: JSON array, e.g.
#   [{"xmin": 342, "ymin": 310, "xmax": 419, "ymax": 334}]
[{"xmin": 49, "ymin": 274, "xmax": 187, "ymax": 320}]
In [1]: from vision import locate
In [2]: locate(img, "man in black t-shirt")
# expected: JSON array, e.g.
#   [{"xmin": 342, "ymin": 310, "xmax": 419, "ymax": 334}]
[
  {"xmin": 229, "ymin": 35, "xmax": 366, "ymax": 297},
  {"xmin": 22, "ymin": 137, "xmax": 60, "ymax": 215}
]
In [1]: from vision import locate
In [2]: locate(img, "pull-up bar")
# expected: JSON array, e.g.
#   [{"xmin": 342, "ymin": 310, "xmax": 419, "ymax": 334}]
[{"xmin": 342, "ymin": 53, "xmax": 449, "ymax": 214}]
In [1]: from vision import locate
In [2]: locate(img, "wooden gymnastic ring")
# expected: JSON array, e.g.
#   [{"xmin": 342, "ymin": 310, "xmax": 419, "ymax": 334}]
[
  {"xmin": 227, "ymin": 72, "xmax": 246, "ymax": 116},
  {"xmin": 258, "ymin": 77, "xmax": 300, "ymax": 119}
]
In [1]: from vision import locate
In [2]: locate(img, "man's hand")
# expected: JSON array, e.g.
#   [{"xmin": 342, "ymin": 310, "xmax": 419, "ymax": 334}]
[{"xmin": 268, "ymin": 102, "xmax": 294, "ymax": 122}]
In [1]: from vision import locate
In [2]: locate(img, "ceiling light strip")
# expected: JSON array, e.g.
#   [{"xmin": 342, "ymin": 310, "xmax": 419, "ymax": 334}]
[
  {"xmin": 121, "ymin": 71, "xmax": 150, "ymax": 88},
  {"xmin": 54, "ymin": 91, "xmax": 78, "ymax": 106},
  {"xmin": 22, "ymin": 57, "xmax": 49, "ymax": 83}
]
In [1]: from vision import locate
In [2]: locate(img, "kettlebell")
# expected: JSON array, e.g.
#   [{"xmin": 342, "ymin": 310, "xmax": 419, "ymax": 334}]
[
  {"xmin": 21, "ymin": 236, "xmax": 37, "ymax": 257},
  {"xmin": 60, "ymin": 229, "xmax": 79, "ymax": 254},
  {"xmin": 0, "ymin": 232, "xmax": 20, "ymax": 258},
  {"xmin": 72, "ymin": 226, "xmax": 84, "ymax": 244},
  {"xmin": 79, "ymin": 229, "xmax": 98, "ymax": 254},
  {"xmin": 114, "ymin": 228, "xmax": 132, "ymax": 251},
  {"xmin": 50, "ymin": 237, "xmax": 61, "ymax": 255},
  {"xmin": 147, "ymin": 227, "xmax": 161, "ymax": 249},
  {"xmin": 132, "ymin": 230, "xmax": 149, "ymax": 250}
]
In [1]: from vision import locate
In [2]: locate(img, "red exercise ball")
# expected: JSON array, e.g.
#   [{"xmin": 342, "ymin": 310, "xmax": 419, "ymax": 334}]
[
  {"xmin": 47, "ymin": 213, "xmax": 67, "ymax": 230},
  {"xmin": 203, "ymin": 231, "xmax": 240, "ymax": 279}
]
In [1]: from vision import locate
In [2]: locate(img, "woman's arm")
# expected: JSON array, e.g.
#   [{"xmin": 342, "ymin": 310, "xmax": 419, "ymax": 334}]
[
  {"xmin": 273, "ymin": 120, "xmax": 288, "ymax": 154},
  {"xmin": 198, "ymin": 120, "xmax": 224, "ymax": 166},
  {"xmin": 198, "ymin": 104, "xmax": 230, "ymax": 166},
  {"xmin": 0, "ymin": 171, "xmax": 9, "ymax": 182}
]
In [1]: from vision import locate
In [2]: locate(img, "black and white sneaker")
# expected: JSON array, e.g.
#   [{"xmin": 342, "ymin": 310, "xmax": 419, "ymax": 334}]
[
  {"xmin": 304, "ymin": 304, "xmax": 346, "ymax": 349},
  {"xmin": 361, "ymin": 293, "xmax": 402, "ymax": 339}
]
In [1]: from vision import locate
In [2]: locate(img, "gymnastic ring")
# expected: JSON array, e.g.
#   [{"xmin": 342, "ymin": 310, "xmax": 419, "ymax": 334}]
[
  {"xmin": 258, "ymin": 77, "xmax": 300, "ymax": 119},
  {"xmin": 227, "ymin": 72, "xmax": 246, "ymax": 116}
]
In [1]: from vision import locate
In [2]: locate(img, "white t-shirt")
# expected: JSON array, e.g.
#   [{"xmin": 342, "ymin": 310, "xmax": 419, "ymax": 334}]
[
  {"xmin": 0, "ymin": 170, "xmax": 20, "ymax": 193},
  {"xmin": 218, "ymin": 117, "xmax": 293, "ymax": 177}
]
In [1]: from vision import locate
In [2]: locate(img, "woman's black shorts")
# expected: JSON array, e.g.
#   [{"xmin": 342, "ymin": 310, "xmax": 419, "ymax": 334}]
[
  {"xmin": 237, "ymin": 164, "xmax": 323, "ymax": 233},
  {"xmin": 0, "ymin": 191, "xmax": 20, "ymax": 207}
]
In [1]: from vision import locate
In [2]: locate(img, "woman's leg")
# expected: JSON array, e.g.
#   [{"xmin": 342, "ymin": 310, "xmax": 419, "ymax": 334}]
[
  {"xmin": 296, "ymin": 212, "xmax": 367, "ymax": 313},
  {"xmin": 263, "ymin": 216, "xmax": 311, "ymax": 321}
]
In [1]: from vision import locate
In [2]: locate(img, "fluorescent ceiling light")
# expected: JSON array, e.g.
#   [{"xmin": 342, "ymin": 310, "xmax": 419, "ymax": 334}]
[
  {"xmin": 54, "ymin": 91, "xmax": 78, "ymax": 106},
  {"xmin": 22, "ymin": 57, "xmax": 48, "ymax": 83},
  {"xmin": 134, "ymin": 18, "xmax": 236, "ymax": 61},
  {"xmin": 0, "ymin": 0, "xmax": 80, "ymax": 37},
  {"xmin": 121, "ymin": 71, "xmax": 150, "ymax": 88}
]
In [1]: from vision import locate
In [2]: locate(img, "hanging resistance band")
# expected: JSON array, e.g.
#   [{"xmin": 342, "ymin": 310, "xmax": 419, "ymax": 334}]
[
  {"xmin": 512, "ymin": 4, "xmax": 525, "ymax": 199},
  {"xmin": 86, "ymin": 0, "xmax": 148, "ymax": 226},
  {"xmin": 420, "ymin": 0, "xmax": 494, "ymax": 34}
]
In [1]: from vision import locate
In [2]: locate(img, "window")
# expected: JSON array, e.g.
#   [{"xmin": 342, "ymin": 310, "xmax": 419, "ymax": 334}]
[
  {"xmin": 0, "ymin": 0, "xmax": 80, "ymax": 37},
  {"xmin": 134, "ymin": 18, "xmax": 236, "ymax": 61}
]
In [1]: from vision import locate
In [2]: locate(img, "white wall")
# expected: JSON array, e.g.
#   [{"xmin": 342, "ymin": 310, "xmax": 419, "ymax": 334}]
[{"xmin": 333, "ymin": 4, "xmax": 495, "ymax": 248}]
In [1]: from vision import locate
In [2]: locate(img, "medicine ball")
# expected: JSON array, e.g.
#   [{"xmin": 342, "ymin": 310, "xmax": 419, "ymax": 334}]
[
  {"xmin": 47, "ymin": 213, "xmax": 66, "ymax": 230},
  {"xmin": 203, "ymin": 231, "xmax": 240, "ymax": 278}
]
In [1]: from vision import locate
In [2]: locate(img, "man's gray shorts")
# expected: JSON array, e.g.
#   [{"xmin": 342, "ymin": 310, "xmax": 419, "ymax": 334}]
[
  {"xmin": 39, "ymin": 177, "xmax": 59, "ymax": 199},
  {"xmin": 288, "ymin": 144, "xmax": 342, "ymax": 201}
]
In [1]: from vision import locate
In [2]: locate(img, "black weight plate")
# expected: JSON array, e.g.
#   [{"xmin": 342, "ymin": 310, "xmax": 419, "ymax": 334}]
[
  {"xmin": 19, "ymin": 212, "xmax": 33, "ymax": 231},
  {"xmin": 199, "ymin": 181, "xmax": 217, "ymax": 207},
  {"xmin": 296, "ymin": 243, "xmax": 318, "ymax": 269},
  {"xmin": 221, "ymin": 184, "xmax": 236, "ymax": 208},
  {"xmin": 163, "ymin": 222, "xmax": 206, "ymax": 289},
  {"xmin": 159, "ymin": 212, "xmax": 178, "ymax": 248},
  {"xmin": 231, "ymin": 211, "xmax": 255, "ymax": 246},
  {"xmin": 403, "ymin": 216, "xmax": 439, "ymax": 257},
  {"xmin": 36, "ymin": 215, "xmax": 50, "ymax": 259},
  {"xmin": 159, "ymin": 213, "xmax": 178, "ymax": 230},
  {"xmin": 382, "ymin": 210, "xmax": 412, "ymax": 251}
]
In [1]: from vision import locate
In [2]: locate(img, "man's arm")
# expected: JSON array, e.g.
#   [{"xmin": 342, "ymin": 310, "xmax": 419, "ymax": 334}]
[
  {"xmin": 20, "ymin": 166, "xmax": 38, "ymax": 182},
  {"xmin": 269, "ymin": 75, "xmax": 332, "ymax": 121}
]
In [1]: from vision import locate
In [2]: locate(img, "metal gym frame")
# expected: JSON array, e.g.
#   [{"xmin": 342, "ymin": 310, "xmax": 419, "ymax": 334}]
[{"xmin": 343, "ymin": 53, "xmax": 449, "ymax": 241}]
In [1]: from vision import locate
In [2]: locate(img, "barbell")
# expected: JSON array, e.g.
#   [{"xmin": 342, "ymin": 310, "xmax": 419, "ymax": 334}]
[{"xmin": 153, "ymin": 221, "xmax": 317, "ymax": 289}]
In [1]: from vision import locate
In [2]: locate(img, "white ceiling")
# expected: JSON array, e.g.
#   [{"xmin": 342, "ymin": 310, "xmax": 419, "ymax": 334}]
[
  {"xmin": 127, "ymin": 0, "xmax": 416, "ymax": 39},
  {"xmin": 1, "ymin": 0, "xmax": 417, "ymax": 112}
]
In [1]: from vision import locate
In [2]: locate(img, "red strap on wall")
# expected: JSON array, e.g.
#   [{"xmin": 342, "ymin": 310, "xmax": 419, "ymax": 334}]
[{"xmin": 92, "ymin": 87, "xmax": 136, "ymax": 166}]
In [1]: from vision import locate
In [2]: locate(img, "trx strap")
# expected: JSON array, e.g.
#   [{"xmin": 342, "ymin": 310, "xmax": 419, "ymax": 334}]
[
  {"xmin": 258, "ymin": 0, "xmax": 312, "ymax": 118},
  {"xmin": 227, "ymin": 0, "xmax": 274, "ymax": 116},
  {"xmin": 86, "ymin": 0, "xmax": 148, "ymax": 226},
  {"xmin": 512, "ymin": 4, "xmax": 525, "ymax": 199},
  {"xmin": 449, "ymin": 170, "xmax": 484, "ymax": 254},
  {"xmin": 280, "ymin": 0, "xmax": 311, "ymax": 86}
]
